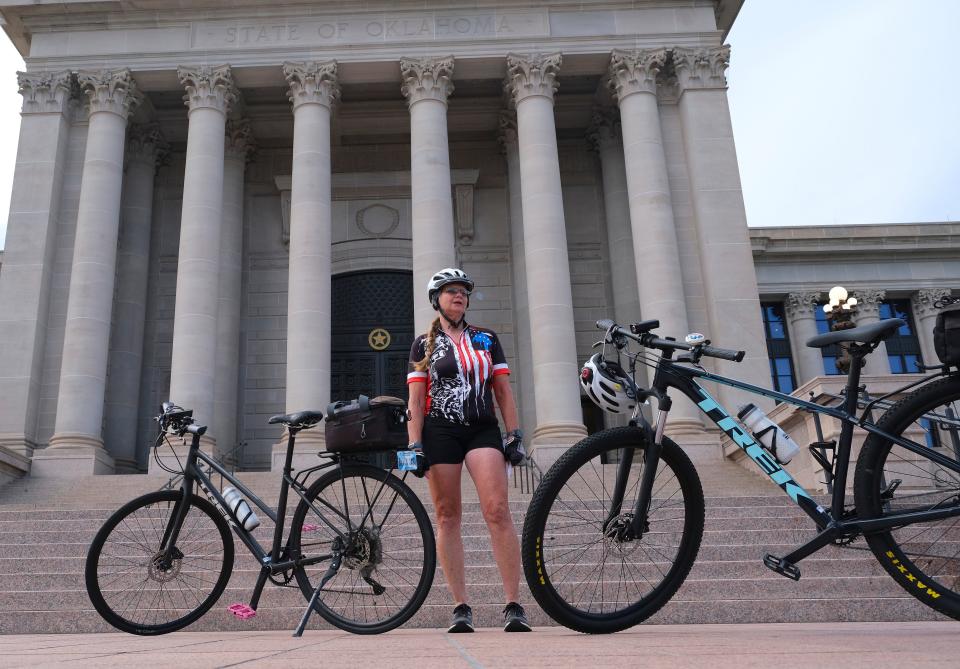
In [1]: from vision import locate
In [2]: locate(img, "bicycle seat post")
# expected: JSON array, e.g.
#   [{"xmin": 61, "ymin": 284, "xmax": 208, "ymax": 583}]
[{"xmin": 269, "ymin": 427, "xmax": 300, "ymax": 567}]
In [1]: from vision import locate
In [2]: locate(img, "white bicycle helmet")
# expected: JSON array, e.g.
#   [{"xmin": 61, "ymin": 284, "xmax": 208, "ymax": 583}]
[
  {"xmin": 580, "ymin": 353, "xmax": 637, "ymax": 414},
  {"xmin": 427, "ymin": 268, "xmax": 474, "ymax": 308}
]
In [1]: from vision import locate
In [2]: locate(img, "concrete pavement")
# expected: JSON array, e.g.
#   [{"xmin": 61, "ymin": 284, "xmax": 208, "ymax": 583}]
[{"xmin": 0, "ymin": 622, "xmax": 956, "ymax": 668}]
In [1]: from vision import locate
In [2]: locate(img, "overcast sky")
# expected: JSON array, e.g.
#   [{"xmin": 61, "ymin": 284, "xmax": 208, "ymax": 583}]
[{"xmin": 0, "ymin": 1, "xmax": 958, "ymax": 248}]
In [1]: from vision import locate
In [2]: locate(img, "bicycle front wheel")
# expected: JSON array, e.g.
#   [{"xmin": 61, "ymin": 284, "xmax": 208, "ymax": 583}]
[
  {"xmin": 85, "ymin": 490, "xmax": 234, "ymax": 635},
  {"xmin": 854, "ymin": 375, "xmax": 960, "ymax": 619},
  {"xmin": 289, "ymin": 463, "xmax": 436, "ymax": 634},
  {"xmin": 521, "ymin": 427, "xmax": 704, "ymax": 633}
]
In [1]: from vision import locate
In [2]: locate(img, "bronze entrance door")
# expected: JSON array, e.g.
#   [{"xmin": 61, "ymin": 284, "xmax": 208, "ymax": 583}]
[{"xmin": 330, "ymin": 270, "xmax": 414, "ymax": 402}]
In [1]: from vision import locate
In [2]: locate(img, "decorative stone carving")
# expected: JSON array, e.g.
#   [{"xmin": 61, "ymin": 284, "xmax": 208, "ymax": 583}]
[
  {"xmin": 400, "ymin": 56, "xmax": 455, "ymax": 106},
  {"xmin": 17, "ymin": 70, "xmax": 74, "ymax": 114},
  {"xmin": 504, "ymin": 52, "xmax": 562, "ymax": 105},
  {"xmin": 454, "ymin": 184, "xmax": 475, "ymax": 245},
  {"xmin": 854, "ymin": 289, "xmax": 886, "ymax": 320},
  {"xmin": 586, "ymin": 106, "xmax": 620, "ymax": 153},
  {"xmin": 279, "ymin": 191, "xmax": 291, "ymax": 246},
  {"xmin": 126, "ymin": 123, "xmax": 169, "ymax": 166},
  {"xmin": 177, "ymin": 64, "xmax": 237, "ymax": 114},
  {"xmin": 356, "ymin": 204, "xmax": 400, "ymax": 238},
  {"xmin": 913, "ymin": 288, "xmax": 952, "ymax": 319},
  {"xmin": 784, "ymin": 291, "xmax": 822, "ymax": 322},
  {"xmin": 224, "ymin": 118, "xmax": 257, "ymax": 162},
  {"xmin": 607, "ymin": 48, "xmax": 667, "ymax": 100},
  {"xmin": 497, "ymin": 110, "xmax": 518, "ymax": 153},
  {"xmin": 283, "ymin": 60, "xmax": 340, "ymax": 109},
  {"xmin": 672, "ymin": 46, "xmax": 731, "ymax": 91},
  {"xmin": 77, "ymin": 68, "xmax": 141, "ymax": 118}
]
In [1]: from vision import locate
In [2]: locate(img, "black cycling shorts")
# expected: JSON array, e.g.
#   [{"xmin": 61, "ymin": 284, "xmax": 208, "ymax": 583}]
[{"xmin": 422, "ymin": 418, "xmax": 501, "ymax": 466}]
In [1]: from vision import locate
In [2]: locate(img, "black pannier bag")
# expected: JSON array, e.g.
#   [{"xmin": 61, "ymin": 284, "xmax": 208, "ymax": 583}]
[
  {"xmin": 324, "ymin": 395, "xmax": 409, "ymax": 453},
  {"xmin": 933, "ymin": 298, "xmax": 960, "ymax": 366}
]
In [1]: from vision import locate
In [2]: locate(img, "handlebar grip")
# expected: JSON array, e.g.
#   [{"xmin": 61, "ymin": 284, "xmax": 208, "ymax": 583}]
[
  {"xmin": 186, "ymin": 423, "xmax": 207, "ymax": 436},
  {"xmin": 701, "ymin": 345, "xmax": 745, "ymax": 362},
  {"xmin": 596, "ymin": 319, "xmax": 616, "ymax": 332}
]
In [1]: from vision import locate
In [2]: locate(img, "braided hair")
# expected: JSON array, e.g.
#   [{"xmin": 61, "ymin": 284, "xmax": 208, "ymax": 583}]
[{"xmin": 413, "ymin": 317, "xmax": 442, "ymax": 373}]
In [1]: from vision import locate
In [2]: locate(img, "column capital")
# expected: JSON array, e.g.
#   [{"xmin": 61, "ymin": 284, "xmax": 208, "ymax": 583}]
[
  {"xmin": 855, "ymin": 288, "xmax": 886, "ymax": 320},
  {"xmin": 225, "ymin": 118, "xmax": 257, "ymax": 162},
  {"xmin": 126, "ymin": 123, "xmax": 169, "ymax": 166},
  {"xmin": 913, "ymin": 288, "xmax": 952, "ymax": 319},
  {"xmin": 504, "ymin": 52, "xmax": 561, "ymax": 105},
  {"xmin": 497, "ymin": 110, "xmax": 518, "ymax": 154},
  {"xmin": 17, "ymin": 69, "xmax": 74, "ymax": 114},
  {"xmin": 283, "ymin": 60, "xmax": 340, "ymax": 110},
  {"xmin": 178, "ymin": 64, "xmax": 237, "ymax": 115},
  {"xmin": 586, "ymin": 106, "xmax": 621, "ymax": 153},
  {"xmin": 607, "ymin": 48, "xmax": 668, "ymax": 101},
  {"xmin": 673, "ymin": 45, "xmax": 731, "ymax": 92},
  {"xmin": 400, "ymin": 56, "xmax": 454, "ymax": 107},
  {"xmin": 77, "ymin": 68, "xmax": 141, "ymax": 119},
  {"xmin": 784, "ymin": 291, "xmax": 821, "ymax": 322}
]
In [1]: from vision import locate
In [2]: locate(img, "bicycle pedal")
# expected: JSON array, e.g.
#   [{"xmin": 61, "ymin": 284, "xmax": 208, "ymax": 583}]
[
  {"xmin": 227, "ymin": 603, "xmax": 257, "ymax": 620},
  {"xmin": 301, "ymin": 523, "xmax": 320, "ymax": 533},
  {"xmin": 763, "ymin": 554, "xmax": 801, "ymax": 581}
]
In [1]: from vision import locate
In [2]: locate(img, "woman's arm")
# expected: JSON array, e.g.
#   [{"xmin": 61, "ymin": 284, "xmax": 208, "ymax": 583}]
[
  {"xmin": 492, "ymin": 374, "xmax": 520, "ymax": 434},
  {"xmin": 407, "ymin": 380, "xmax": 426, "ymax": 444}
]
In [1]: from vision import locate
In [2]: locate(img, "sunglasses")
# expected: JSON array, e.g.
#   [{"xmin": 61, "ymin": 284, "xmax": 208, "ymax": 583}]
[{"xmin": 442, "ymin": 287, "xmax": 471, "ymax": 297}]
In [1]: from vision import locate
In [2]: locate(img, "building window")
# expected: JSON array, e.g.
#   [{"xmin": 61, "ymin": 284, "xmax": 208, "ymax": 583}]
[
  {"xmin": 761, "ymin": 302, "xmax": 797, "ymax": 394},
  {"xmin": 814, "ymin": 303, "xmax": 843, "ymax": 375},
  {"xmin": 880, "ymin": 300, "xmax": 923, "ymax": 374}
]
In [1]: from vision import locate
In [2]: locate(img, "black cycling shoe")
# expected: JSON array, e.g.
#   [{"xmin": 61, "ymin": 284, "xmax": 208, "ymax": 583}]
[
  {"xmin": 502, "ymin": 602, "xmax": 532, "ymax": 632},
  {"xmin": 448, "ymin": 603, "xmax": 474, "ymax": 633}
]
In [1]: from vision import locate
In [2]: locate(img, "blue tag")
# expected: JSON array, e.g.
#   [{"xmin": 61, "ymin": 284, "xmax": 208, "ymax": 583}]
[{"xmin": 397, "ymin": 450, "xmax": 418, "ymax": 471}]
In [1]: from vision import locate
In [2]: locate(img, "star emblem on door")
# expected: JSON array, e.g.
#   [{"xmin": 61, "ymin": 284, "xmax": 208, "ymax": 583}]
[{"xmin": 368, "ymin": 327, "xmax": 391, "ymax": 351}]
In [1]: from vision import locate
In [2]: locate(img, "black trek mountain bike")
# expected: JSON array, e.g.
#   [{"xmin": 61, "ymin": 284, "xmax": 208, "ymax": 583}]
[
  {"xmin": 85, "ymin": 404, "xmax": 435, "ymax": 636},
  {"xmin": 521, "ymin": 317, "xmax": 960, "ymax": 633}
]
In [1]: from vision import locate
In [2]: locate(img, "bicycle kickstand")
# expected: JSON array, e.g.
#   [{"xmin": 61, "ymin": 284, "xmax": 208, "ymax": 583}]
[{"xmin": 292, "ymin": 552, "xmax": 343, "ymax": 638}]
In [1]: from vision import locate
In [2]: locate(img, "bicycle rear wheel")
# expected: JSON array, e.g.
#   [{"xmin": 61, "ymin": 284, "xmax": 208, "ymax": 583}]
[
  {"xmin": 85, "ymin": 490, "xmax": 234, "ymax": 635},
  {"xmin": 854, "ymin": 375, "xmax": 960, "ymax": 619},
  {"xmin": 289, "ymin": 462, "xmax": 436, "ymax": 634},
  {"xmin": 521, "ymin": 427, "xmax": 704, "ymax": 633}
]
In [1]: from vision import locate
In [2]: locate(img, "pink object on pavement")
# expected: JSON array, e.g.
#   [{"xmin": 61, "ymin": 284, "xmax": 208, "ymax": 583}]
[{"xmin": 227, "ymin": 603, "xmax": 257, "ymax": 620}]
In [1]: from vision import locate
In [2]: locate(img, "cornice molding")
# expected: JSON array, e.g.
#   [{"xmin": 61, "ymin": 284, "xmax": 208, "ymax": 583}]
[
  {"xmin": 504, "ymin": 52, "xmax": 561, "ymax": 105},
  {"xmin": 283, "ymin": 60, "xmax": 340, "ymax": 110},
  {"xmin": 178, "ymin": 64, "xmax": 237, "ymax": 114},
  {"xmin": 400, "ymin": 55, "xmax": 454, "ymax": 107}
]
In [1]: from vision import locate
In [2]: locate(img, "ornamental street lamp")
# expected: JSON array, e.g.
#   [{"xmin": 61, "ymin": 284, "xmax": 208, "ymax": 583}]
[{"xmin": 823, "ymin": 285, "xmax": 858, "ymax": 372}]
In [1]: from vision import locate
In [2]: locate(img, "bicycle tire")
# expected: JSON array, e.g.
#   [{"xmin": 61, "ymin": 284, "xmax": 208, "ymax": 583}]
[
  {"xmin": 854, "ymin": 374, "xmax": 960, "ymax": 619},
  {"xmin": 521, "ymin": 426, "xmax": 704, "ymax": 633},
  {"xmin": 85, "ymin": 490, "xmax": 234, "ymax": 635},
  {"xmin": 289, "ymin": 463, "xmax": 436, "ymax": 634}
]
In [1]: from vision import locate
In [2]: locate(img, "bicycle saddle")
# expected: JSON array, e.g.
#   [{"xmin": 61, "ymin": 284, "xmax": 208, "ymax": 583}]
[
  {"xmin": 805, "ymin": 318, "xmax": 905, "ymax": 349},
  {"xmin": 268, "ymin": 410, "xmax": 324, "ymax": 429}
]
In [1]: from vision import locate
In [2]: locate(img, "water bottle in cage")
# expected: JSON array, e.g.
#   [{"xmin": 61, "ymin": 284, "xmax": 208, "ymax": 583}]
[
  {"xmin": 222, "ymin": 487, "xmax": 260, "ymax": 531},
  {"xmin": 737, "ymin": 403, "xmax": 800, "ymax": 465}
]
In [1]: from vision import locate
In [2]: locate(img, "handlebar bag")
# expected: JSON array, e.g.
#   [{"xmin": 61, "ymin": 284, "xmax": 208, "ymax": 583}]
[
  {"xmin": 324, "ymin": 395, "xmax": 409, "ymax": 453},
  {"xmin": 934, "ymin": 306, "xmax": 960, "ymax": 366}
]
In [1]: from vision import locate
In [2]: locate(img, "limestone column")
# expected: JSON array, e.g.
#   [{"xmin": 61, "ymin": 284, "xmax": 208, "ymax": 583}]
[
  {"xmin": 673, "ymin": 46, "xmax": 771, "ymax": 409},
  {"xmin": 913, "ymin": 289, "xmax": 952, "ymax": 367},
  {"xmin": 102, "ymin": 124, "xmax": 168, "ymax": 472},
  {"xmin": 277, "ymin": 61, "xmax": 339, "ymax": 466},
  {"xmin": 498, "ymin": 111, "xmax": 537, "ymax": 436},
  {"xmin": 401, "ymin": 56, "xmax": 457, "ymax": 334},
  {"xmin": 43, "ymin": 69, "xmax": 140, "ymax": 476},
  {"xmin": 504, "ymin": 52, "xmax": 586, "ymax": 460},
  {"xmin": 855, "ymin": 289, "xmax": 892, "ymax": 375},
  {"xmin": 607, "ymin": 50, "xmax": 701, "ymax": 430},
  {"xmin": 168, "ymin": 65, "xmax": 237, "ymax": 441},
  {"xmin": 785, "ymin": 292, "xmax": 824, "ymax": 385},
  {"xmin": 0, "ymin": 70, "xmax": 73, "ymax": 460},
  {"xmin": 213, "ymin": 119, "xmax": 255, "ymax": 464}
]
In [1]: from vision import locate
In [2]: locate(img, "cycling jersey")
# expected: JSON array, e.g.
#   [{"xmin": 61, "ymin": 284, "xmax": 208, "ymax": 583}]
[{"xmin": 407, "ymin": 324, "xmax": 510, "ymax": 426}]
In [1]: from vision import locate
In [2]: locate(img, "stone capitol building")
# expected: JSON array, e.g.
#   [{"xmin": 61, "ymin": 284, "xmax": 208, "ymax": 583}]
[{"xmin": 0, "ymin": 0, "xmax": 957, "ymax": 484}]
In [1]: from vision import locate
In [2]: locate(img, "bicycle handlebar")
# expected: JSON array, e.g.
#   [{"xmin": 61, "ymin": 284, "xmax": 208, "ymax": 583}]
[{"xmin": 596, "ymin": 319, "xmax": 745, "ymax": 363}]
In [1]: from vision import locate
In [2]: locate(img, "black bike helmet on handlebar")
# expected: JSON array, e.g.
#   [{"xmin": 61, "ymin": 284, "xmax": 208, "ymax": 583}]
[{"xmin": 580, "ymin": 353, "xmax": 637, "ymax": 415}]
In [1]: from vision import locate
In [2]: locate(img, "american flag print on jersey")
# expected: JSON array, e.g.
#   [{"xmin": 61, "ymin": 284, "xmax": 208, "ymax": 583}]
[{"xmin": 407, "ymin": 324, "xmax": 510, "ymax": 426}]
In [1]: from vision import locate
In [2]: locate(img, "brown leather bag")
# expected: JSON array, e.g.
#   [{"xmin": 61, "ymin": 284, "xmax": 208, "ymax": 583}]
[{"xmin": 324, "ymin": 395, "xmax": 409, "ymax": 453}]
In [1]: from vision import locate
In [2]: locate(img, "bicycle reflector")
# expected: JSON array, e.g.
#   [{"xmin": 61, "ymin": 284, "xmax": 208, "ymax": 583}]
[{"xmin": 580, "ymin": 353, "xmax": 636, "ymax": 415}]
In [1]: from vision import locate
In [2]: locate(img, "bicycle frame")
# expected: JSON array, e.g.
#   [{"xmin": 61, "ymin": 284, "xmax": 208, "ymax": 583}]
[{"xmin": 622, "ymin": 348, "xmax": 960, "ymax": 567}]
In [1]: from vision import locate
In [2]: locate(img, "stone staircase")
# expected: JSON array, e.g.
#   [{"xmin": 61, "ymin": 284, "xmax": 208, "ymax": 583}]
[{"xmin": 0, "ymin": 455, "xmax": 944, "ymax": 635}]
